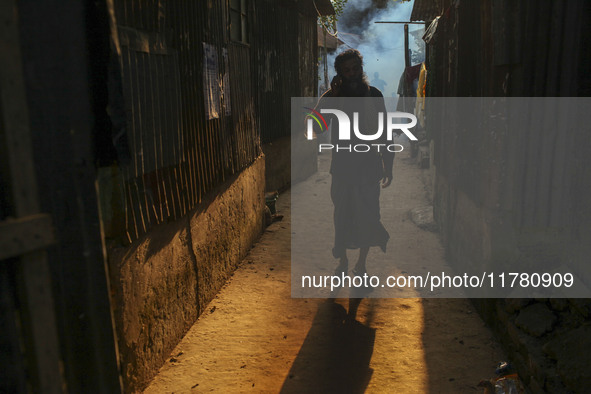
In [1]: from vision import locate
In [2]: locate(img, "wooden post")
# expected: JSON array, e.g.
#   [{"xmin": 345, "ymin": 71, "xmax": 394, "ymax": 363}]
[
  {"xmin": 324, "ymin": 27, "xmax": 329, "ymax": 91},
  {"xmin": 404, "ymin": 23, "xmax": 410, "ymax": 68},
  {"xmin": 0, "ymin": 0, "xmax": 63, "ymax": 391},
  {"xmin": 12, "ymin": 0, "xmax": 123, "ymax": 391}
]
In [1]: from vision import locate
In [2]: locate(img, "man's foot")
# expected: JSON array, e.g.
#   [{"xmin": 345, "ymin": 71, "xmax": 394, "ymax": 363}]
[
  {"xmin": 334, "ymin": 258, "xmax": 348, "ymax": 276},
  {"xmin": 352, "ymin": 265, "xmax": 366, "ymax": 277}
]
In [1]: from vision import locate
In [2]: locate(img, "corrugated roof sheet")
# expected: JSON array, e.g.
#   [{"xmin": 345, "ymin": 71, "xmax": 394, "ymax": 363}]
[
  {"xmin": 312, "ymin": 0, "xmax": 335, "ymax": 16},
  {"xmin": 283, "ymin": 0, "xmax": 334, "ymax": 17},
  {"xmin": 410, "ymin": 0, "xmax": 441, "ymax": 22}
]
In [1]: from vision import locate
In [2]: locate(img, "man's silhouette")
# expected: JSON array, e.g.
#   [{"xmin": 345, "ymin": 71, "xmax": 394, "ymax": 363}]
[{"xmin": 316, "ymin": 49, "xmax": 394, "ymax": 280}]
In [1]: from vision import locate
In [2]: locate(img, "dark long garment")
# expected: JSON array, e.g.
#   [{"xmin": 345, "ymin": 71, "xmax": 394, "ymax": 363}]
[
  {"xmin": 319, "ymin": 86, "xmax": 393, "ymax": 259},
  {"xmin": 330, "ymin": 173, "xmax": 389, "ymax": 259}
]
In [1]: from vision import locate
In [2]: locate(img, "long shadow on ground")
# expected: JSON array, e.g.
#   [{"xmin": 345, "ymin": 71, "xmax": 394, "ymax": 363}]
[{"xmin": 280, "ymin": 299, "xmax": 375, "ymax": 393}]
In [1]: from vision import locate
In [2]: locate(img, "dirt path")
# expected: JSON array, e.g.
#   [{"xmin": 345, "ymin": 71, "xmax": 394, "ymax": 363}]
[{"xmin": 144, "ymin": 149, "xmax": 507, "ymax": 393}]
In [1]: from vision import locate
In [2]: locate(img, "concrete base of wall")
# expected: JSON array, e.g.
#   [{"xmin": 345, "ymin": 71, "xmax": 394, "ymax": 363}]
[
  {"xmin": 473, "ymin": 298, "xmax": 591, "ymax": 393},
  {"xmin": 107, "ymin": 156, "xmax": 265, "ymax": 392}
]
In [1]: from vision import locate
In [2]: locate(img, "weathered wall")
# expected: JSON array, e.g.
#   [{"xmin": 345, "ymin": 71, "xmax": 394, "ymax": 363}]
[
  {"xmin": 427, "ymin": 0, "xmax": 591, "ymax": 284},
  {"xmin": 473, "ymin": 298, "xmax": 591, "ymax": 392},
  {"xmin": 254, "ymin": 2, "xmax": 318, "ymax": 192},
  {"xmin": 431, "ymin": 99, "xmax": 589, "ymax": 280},
  {"xmin": 100, "ymin": 0, "xmax": 323, "ymax": 390},
  {"xmin": 420, "ymin": 0, "xmax": 591, "ymax": 391},
  {"xmin": 108, "ymin": 156, "xmax": 265, "ymax": 392}
]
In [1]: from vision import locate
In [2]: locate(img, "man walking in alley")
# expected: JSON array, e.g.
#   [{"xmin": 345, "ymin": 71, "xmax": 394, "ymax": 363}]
[{"xmin": 314, "ymin": 49, "xmax": 395, "ymax": 286}]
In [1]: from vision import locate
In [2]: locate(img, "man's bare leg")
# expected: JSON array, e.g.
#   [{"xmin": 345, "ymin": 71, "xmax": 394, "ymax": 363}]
[
  {"xmin": 354, "ymin": 247, "xmax": 369, "ymax": 275},
  {"xmin": 335, "ymin": 252, "xmax": 348, "ymax": 275}
]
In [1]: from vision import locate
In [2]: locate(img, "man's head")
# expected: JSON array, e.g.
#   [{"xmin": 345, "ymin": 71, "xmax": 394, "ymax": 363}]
[
  {"xmin": 333, "ymin": 49, "xmax": 369, "ymax": 96},
  {"xmin": 334, "ymin": 49, "xmax": 363, "ymax": 80}
]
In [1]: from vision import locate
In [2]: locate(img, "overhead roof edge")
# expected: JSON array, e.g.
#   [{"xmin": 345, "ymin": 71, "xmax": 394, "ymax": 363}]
[{"xmin": 313, "ymin": 0, "xmax": 336, "ymax": 16}]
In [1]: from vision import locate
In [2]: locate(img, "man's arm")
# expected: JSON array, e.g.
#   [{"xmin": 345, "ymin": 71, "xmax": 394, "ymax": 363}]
[
  {"xmin": 370, "ymin": 87, "xmax": 395, "ymax": 188},
  {"xmin": 381, "ymin": 152, "xmax": 394, "ymax": 188}
]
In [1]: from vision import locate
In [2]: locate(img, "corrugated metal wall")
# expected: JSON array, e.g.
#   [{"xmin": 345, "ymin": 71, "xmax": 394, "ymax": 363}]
[
  {"xmin": 252, "ymin": 0, "xmax": 317, "ymax": 143},
  {"xmin": 110, "ymin": 0, "xmax": 316, "ymax": 242},
  {"xmin": 428, "ymin": 0, "xmax": 589, "ymax": 229},
  {"xmin": 422, "ymin": 0, "xmax": 591, "ymax": 285}
]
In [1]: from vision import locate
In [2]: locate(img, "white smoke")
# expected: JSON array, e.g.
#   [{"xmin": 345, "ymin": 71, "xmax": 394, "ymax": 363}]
[{"xmin": 327, "ymin": 0, "xmax": 423, "ymax": 98}]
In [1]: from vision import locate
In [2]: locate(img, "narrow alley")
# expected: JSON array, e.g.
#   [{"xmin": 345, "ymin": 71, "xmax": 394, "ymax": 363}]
[
  {"xmin": 144, "ymin": 148, "xmax": 507, "ymax": 393},
  {"xmin": 3, "ymin": 0, "xmax": 591, "ymax": 393}
]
